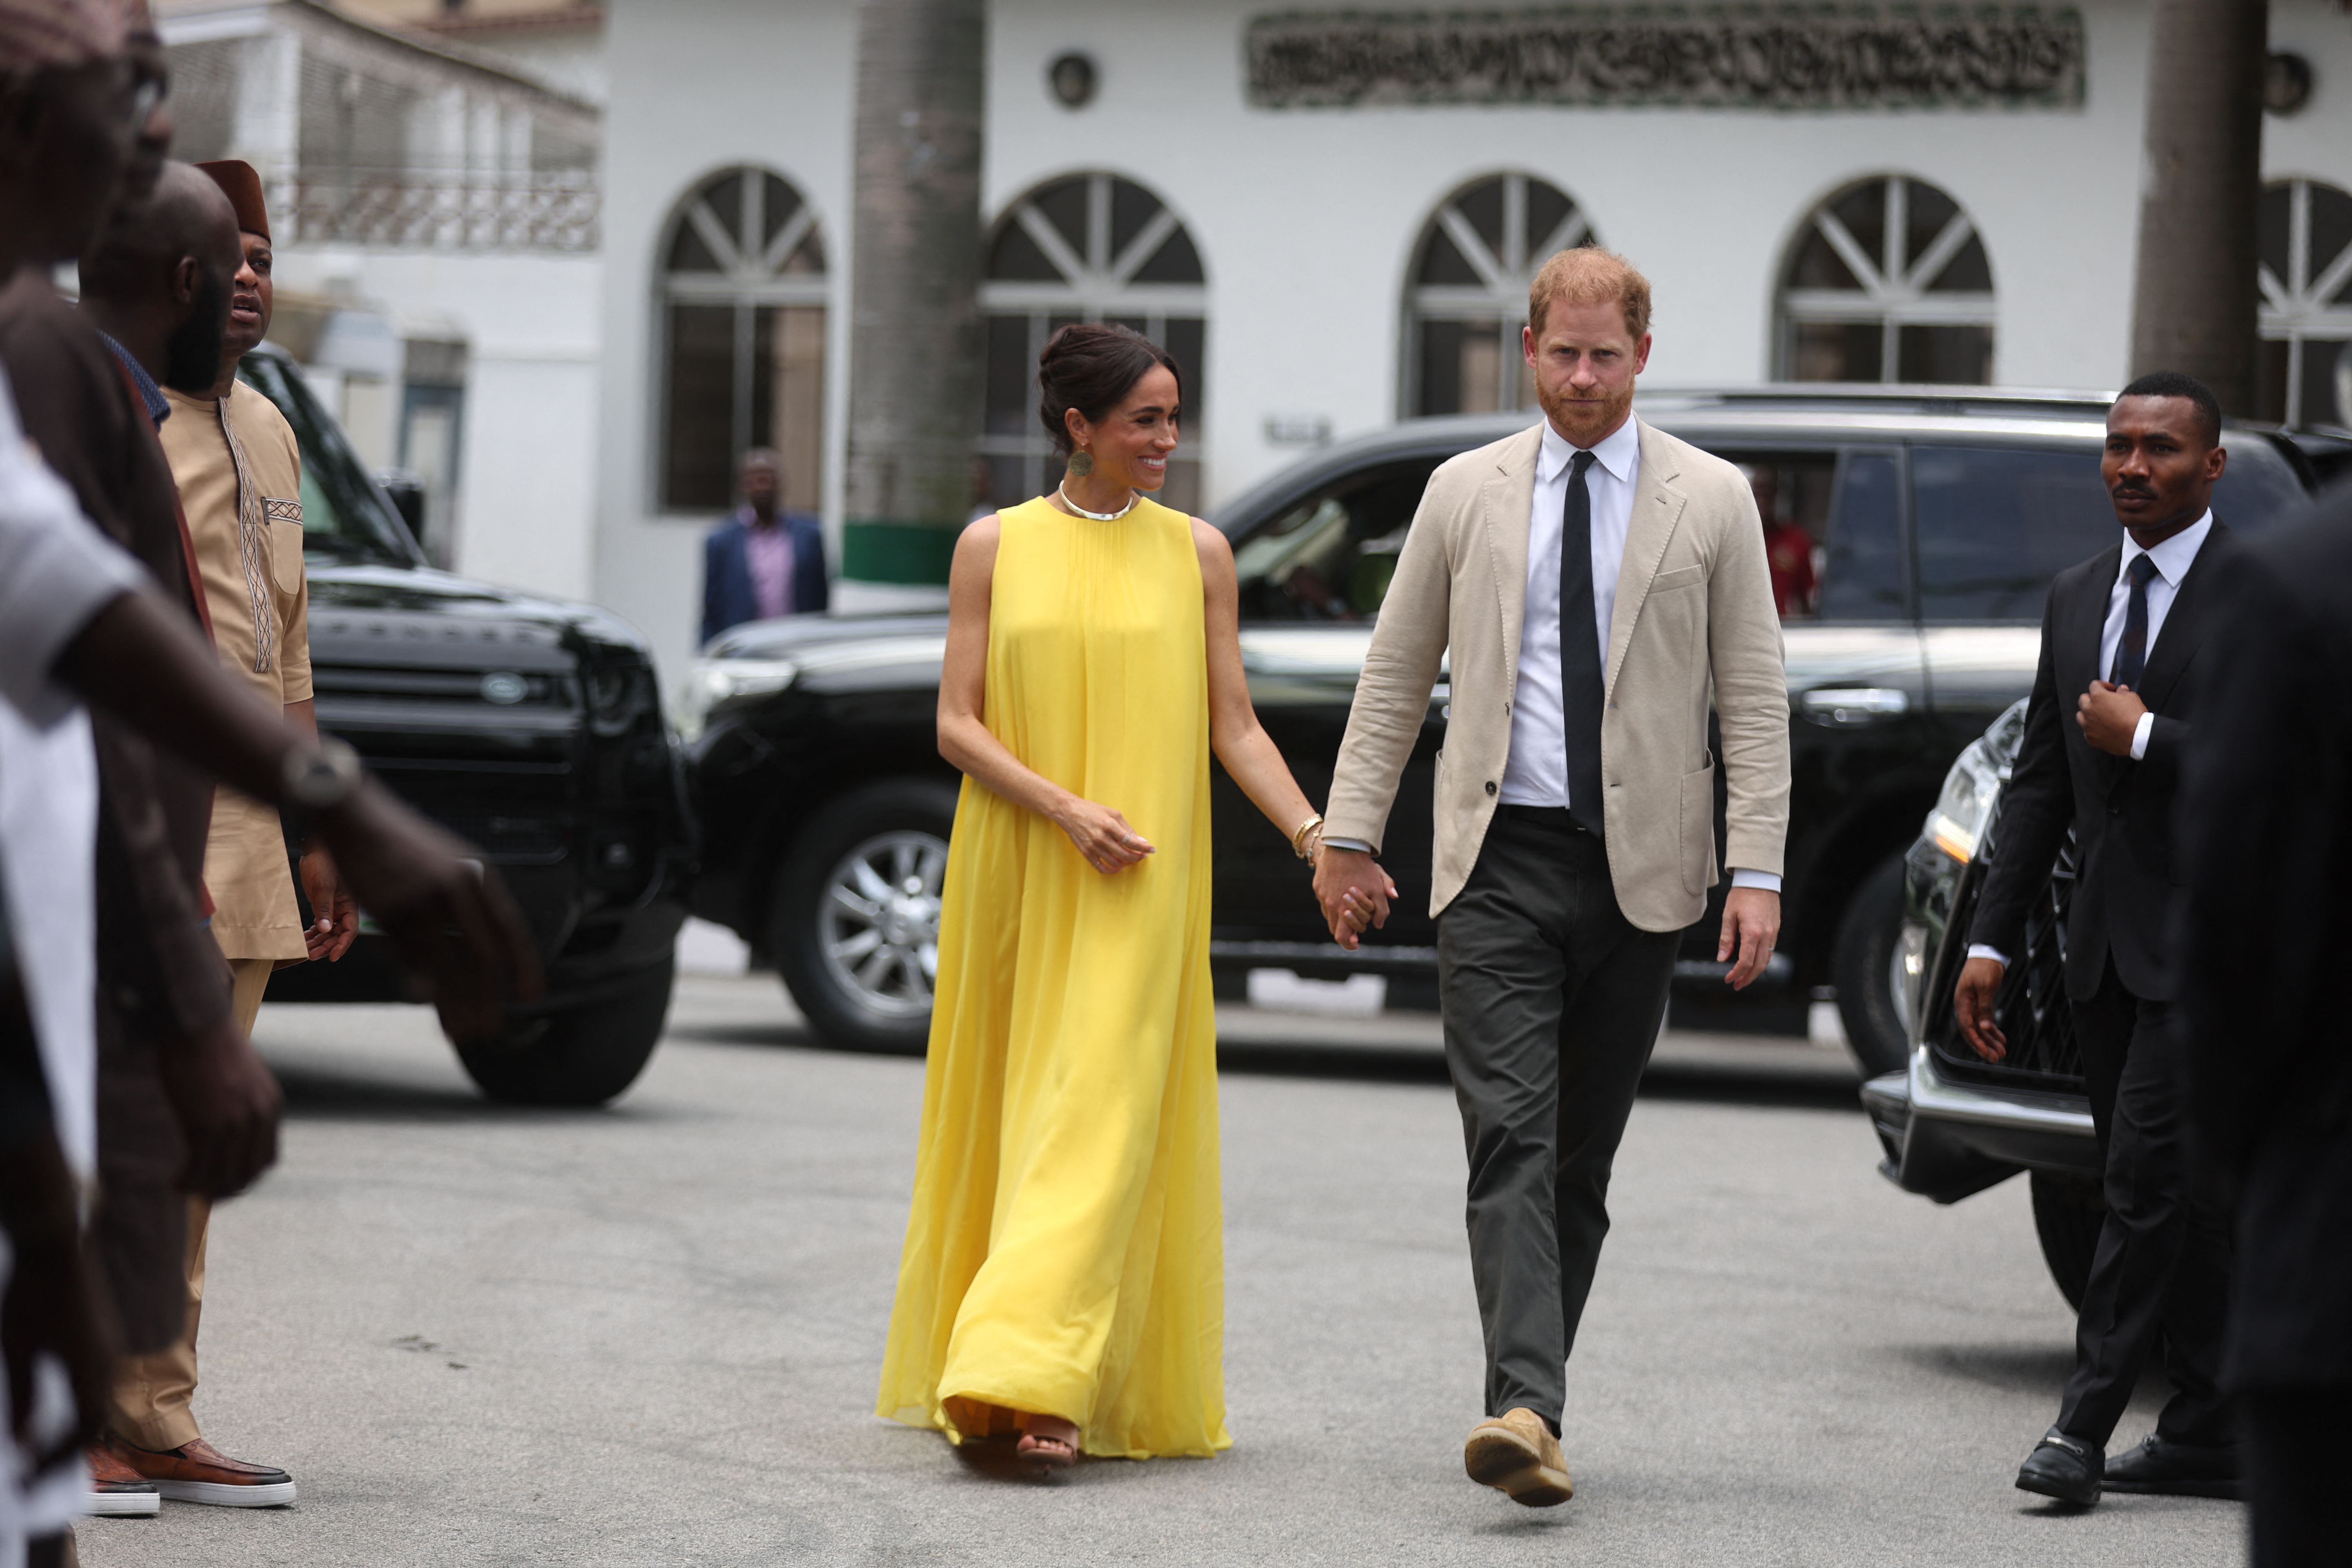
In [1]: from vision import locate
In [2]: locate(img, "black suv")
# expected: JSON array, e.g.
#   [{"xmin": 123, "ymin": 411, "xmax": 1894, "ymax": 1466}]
[
  {"xmin": 683, "ymin": 389, "xmax": 2317, "ymax": 1057},
  {"xmin": 243, "ymin": 345, "xmax": 694, "ymax": 1104}
]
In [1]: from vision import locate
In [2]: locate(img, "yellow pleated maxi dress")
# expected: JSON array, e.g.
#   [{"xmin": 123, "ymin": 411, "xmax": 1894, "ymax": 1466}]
[{"xmin": 876, "ymin": 493, "xmax": 1229, "ymax": 1461}]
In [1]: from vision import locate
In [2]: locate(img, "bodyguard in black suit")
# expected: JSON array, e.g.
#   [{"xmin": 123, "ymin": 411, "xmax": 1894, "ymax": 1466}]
[
  {"xmin": 2178, "ymin": 481, "xmax": 2352, "ymax": 1568},
  {"xmin": 1954, "ymin": 373, "xmax": 2240, "ymax": 1506}
]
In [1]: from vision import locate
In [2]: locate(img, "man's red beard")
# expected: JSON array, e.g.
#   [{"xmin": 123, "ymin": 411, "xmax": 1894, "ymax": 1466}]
[{"xmin": 1536, "ymin": 379, "xmax": 1635, "ymax": 447}]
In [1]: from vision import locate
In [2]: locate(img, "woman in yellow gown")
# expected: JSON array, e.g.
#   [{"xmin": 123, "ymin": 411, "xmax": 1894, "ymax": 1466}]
[{"xmin": 876, "ymin": 325, "xmax": 1386, "ymax": 1466}]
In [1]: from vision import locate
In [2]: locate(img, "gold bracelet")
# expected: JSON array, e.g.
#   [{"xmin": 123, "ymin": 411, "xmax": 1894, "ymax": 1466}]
[{"xmin": 1290, "ymin": 813, "xmax": 1325, "ymax": 860}]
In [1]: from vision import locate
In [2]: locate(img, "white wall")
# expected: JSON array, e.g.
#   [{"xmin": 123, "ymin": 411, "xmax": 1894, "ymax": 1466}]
[
  {"xmin": 600, "ymin": 0, "xmax": 2352, "ymax": 681},
  {"xmin": 596, "ymin": 0, "xmax": 858, "ymax": 682},
  {"xmin": 275, "ymin": 247, "xmax": 603, "ymax": 603}
]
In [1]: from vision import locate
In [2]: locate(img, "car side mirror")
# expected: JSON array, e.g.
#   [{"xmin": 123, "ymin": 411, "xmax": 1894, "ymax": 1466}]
[{"xmin": 377, "ymin": 468, "xmax": 427, "ymax": 543}]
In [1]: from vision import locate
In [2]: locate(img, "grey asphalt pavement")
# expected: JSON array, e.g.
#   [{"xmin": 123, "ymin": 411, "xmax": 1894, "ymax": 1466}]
[{"xmin": 80, "ymin": 975, "xmax": 2244, "ymax": 1567}]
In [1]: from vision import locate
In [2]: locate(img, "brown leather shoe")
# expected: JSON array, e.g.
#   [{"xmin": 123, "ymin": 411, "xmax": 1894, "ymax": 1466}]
[
  {"xmin": 84, "ymin": 1444, "xmax": 161, "ymax": 1517},
  {"xmin": 104, "ymin": 1435, "xmax": 296, "ymax": 1508},
  {"xmin": 1464, "ymin": 1408, "xmax": 1574, "ymax": 1507}
]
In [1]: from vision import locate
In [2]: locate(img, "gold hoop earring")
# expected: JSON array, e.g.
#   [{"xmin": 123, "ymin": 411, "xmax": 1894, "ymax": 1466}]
[{"xmin": 1065, "ymin": 449, "xmax": 1094, "ymax": 478}]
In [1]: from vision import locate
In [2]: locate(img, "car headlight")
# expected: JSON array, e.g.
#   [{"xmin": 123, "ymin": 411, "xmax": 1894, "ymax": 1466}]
[
  {"xmin": 1924, "ymin": 733, "xmax": 2007, "ymax": 864},
  {"xmin": 674, "ymin": 657, "xmax": 797, "ymax": 742}
]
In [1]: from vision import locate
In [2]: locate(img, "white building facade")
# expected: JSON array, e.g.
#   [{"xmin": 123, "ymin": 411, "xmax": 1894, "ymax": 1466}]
[
  {"xmin": 576, "ymin": 0, "xmax": 2352, "ymax": 674},
  {"xmin": 156, "ymin": 0, "xmax": 606, "ymax": 601}
]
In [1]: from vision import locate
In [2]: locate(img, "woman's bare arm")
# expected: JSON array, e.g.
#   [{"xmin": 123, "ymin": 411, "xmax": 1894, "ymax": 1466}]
[
  {"xmin": 1194, "ymin": 520, "xmax": 1394, "ymax": 915},
  {"xmin": 936, "ymin": 517, "xmax": 1153, "ymax": 875}
]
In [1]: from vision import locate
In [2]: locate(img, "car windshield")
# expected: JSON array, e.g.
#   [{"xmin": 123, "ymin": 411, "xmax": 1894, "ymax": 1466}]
[{"xmin": 234, "ymin": 352, "xmax": 424, "ymax": 568}]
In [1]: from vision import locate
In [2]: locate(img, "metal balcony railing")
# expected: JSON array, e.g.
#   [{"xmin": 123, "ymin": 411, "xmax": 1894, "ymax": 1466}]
[{"xmin": 287, "ymin": 174, "xmax": 599, "ymax": 253}]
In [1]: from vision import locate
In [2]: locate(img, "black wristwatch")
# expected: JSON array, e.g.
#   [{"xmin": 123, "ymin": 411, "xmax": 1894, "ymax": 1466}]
[{"xmin": 282, "ymin": 736, "xmax": 363, "ymax": 815}]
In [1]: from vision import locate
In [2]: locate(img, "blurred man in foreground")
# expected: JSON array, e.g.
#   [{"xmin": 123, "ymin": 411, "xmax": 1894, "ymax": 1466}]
[
  {"xmin": 1, "ymin": 2, "xmax": 539, "ymax": 1546},
  {"xmin": 2178, "ymin": 480, "xmax": 2352, "ymax": 1568}
]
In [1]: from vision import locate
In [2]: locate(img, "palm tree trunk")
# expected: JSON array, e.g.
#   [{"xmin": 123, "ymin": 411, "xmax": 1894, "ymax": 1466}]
[
  {"xmin": 841, "ymin": 0, "xmax": 987, "ymax": 589},
  {"xmin": 2128, "ymin": 0, "xmax": 2267, "ymax": 414}
]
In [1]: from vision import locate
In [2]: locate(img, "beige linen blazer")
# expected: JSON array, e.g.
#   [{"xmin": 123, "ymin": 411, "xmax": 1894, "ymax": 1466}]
[{"xmin": 1325, "ymin": 417, "xmax": 1791, "ymax": 932}]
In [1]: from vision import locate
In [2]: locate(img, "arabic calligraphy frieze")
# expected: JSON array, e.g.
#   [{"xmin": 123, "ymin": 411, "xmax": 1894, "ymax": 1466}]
[{"xmin": 1245, "ymin": 7, "xmax": 2087, "ymax": 111}]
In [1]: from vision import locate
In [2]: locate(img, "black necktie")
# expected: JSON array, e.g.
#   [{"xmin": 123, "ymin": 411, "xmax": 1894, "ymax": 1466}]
[
  {"xmin": 1560, "ymin": 449, "xmax": 1606, "ymax": 837},
  {"xmin": 2110, "ymin": 554, "xmax": 2160, "ymax": 689}
]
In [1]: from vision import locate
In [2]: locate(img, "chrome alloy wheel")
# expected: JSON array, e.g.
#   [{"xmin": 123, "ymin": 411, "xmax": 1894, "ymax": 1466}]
[{"xmin": 818, "ymin": 831, "xmax": 947, "ymax": 1019}]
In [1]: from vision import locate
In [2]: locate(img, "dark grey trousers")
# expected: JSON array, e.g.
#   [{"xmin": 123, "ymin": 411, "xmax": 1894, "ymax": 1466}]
[{"xmin": 1437, "ymin": 805, "xmax": 1679, "ymax": 1428}]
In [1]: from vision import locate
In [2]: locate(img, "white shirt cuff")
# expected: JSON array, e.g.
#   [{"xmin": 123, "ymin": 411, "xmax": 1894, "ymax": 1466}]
[
  {"xmin": 1320, "ymin": 836, "xmax": 1377, "ymax": 855},
  {"xmin": 2129, "ymin": 710, "xmax": 2154, "ymax": 760},
  {"xmin": 1728, "ymin": 869, "xmax": 1780, "ymax": 893},
  {"xmin": 1966, "ymin": 943, "xmax": 2009, "ymax": 968}
]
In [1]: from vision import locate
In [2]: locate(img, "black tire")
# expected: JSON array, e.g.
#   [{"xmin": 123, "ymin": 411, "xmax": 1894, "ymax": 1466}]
[
  {"xmin": 772, "ymin": 778, "xmax": 958, "ymax": 1054},
  {"xmin": 455, "ymin": 957, "xmax": 674, "ymax": 1107},
  {"xmin": 1833, "ymin": 853, "xmax": 1911, "ymax": 1078},
  {"xmin": 2030, "ymin": 1170, "xmax": 2106, "ymax": 1311}
]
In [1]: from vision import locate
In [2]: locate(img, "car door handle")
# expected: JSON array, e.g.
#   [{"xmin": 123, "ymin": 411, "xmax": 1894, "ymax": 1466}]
[{"xmin": 1802, "ymin": 687, "xmax": 1910, "ymax": 726}]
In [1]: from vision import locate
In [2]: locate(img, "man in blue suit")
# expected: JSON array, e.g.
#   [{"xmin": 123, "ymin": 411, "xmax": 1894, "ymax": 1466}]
[{"xmin": 701, "ymin": 448, "xmax": 826, "ymax": 645}]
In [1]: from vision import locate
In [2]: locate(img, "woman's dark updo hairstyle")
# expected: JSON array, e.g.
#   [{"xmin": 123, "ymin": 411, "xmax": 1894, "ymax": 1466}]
[{"xmin": 1038, "ymin": 323, "xmax": 1183, "ymax": 457}]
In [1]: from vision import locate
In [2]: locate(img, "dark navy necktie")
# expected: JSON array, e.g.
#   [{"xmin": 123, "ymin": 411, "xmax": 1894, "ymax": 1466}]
[
  {"xmin": 2110, "ymin": 553, "xmax": 2160, "ymax": 690},
  {"xmin": 1560, "ymin": 449, "xmax": 1606, "ymax": 837}
]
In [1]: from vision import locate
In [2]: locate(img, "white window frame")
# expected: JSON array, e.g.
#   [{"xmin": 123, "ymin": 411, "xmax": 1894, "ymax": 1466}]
[
  {"xmin": 1403, "ymin": 172, "xmax": 1593, "ymax": 416},
  {"xmin": 2259, "ymin": 177, "xmax": 2352, "ymax": 428},
  {"xmin": 1777, "ymin": 175, "xmax": 1994, "ymax": 384},
  {"xmin": 655, "ymin": 165, "xmax": 829, "ymax": 512},
  {"xmin": 979, "ymin": 172, "xmax": 1207, "ymax": 506}
]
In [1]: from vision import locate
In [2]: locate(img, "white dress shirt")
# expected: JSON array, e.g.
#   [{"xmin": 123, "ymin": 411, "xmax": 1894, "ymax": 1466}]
[
  {"xmin": 1499, "ymin": 417, "xmax": 1638, "ymax": 807},
  {"xmin": 2100, "ymin": 510, "xmax": 2212, "ymax": 761},
  {"xmin": 1968, "ymin": 511, "xmax": 2212, "ymax": 969},
  {"xmin": 1491, "ymin": 416, "xmax": 1778, "ymax": 893}
]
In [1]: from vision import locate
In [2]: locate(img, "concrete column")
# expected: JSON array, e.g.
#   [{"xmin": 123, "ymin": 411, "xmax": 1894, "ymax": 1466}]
[{"xmin": 2128, "ymin": 0, "xmax": 2267, "ymax": 413}]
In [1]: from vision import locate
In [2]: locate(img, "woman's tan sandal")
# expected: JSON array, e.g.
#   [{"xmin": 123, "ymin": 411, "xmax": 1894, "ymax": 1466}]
[{"xmin": 1014, "ymin": 1431, "xmax": 1077, "ymax": 1470}]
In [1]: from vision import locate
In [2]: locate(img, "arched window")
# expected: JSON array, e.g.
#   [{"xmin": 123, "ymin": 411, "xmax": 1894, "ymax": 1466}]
[
  {"xmin": 2258, "ymin": 178, "xmax": 2352, "ymax": 428},
  {"xmin": 980, "ymin": 172, "xmax": 1207, "ymax": 512},
  {"xmin": 658, "ymin": 166, "xmax": 828, "ymax": 512},
  {"xmin": 1778, "ymin": 176, "xmax": 1994, "ymax": 384},
  {"xmin": 1406, "ymin": 172, "xmax": 1595, "ymax": 417}
]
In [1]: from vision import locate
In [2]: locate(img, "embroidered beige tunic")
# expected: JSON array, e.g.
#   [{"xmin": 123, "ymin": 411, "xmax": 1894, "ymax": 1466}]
[{"xmin": 161, "ymin": 382, "xmax": 312, "ymax": 962}]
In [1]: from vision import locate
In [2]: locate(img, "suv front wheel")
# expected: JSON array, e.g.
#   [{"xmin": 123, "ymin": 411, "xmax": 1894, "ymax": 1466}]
[
  {"xmin": 455, "ymin": 957, "xmax": 674, "ymax": 1106},
  {"xmin": 772, "ymin": 779, "xmax": 957, "ymax": 1053},
  {"xmin": 1833, "ymin": 853, "xmax": 1911, "ymax": 1078}
]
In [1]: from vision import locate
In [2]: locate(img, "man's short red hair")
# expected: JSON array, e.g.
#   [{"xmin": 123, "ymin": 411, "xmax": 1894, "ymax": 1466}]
[{"xmin": 1528, "ymin": 247, "xmax": 1652, "ymax": 343}]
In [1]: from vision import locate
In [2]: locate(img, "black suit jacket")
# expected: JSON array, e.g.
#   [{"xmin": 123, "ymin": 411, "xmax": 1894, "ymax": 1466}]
[
  {"xmin": 2178, "ymin": 486, "xmax": 2352, "ymax": 1392},
  {"xmin": 1969, "ymin": 520, "xmax": 2242, "ymax": 1003}
]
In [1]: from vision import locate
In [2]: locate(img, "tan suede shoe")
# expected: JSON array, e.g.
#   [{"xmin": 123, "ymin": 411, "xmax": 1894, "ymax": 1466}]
[{"xmin": 1463, "ymin": 1408, "xmax": 1574, "ymax": 1507}]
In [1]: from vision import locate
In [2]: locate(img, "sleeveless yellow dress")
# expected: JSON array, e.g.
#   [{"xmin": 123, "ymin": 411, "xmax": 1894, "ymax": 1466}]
[{"xmin": 876, "ymin": 494, "xmax": 1229, "ymax": 1460}]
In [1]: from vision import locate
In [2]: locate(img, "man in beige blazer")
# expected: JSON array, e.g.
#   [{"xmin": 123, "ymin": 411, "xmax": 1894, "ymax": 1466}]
[{"xmin": 1314, "ymin": 249, "xmax": 1790, "ymax": 1506}]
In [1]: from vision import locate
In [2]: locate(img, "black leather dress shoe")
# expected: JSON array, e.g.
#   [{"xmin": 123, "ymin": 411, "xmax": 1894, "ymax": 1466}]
[
  {"xmin": 2015, "ymin": 1428, "xmax": 2102, "ymax": 1506},
  {"xmin": 2103, "ymin": 1434, "xmax": 2242, "ymax": 1499}
]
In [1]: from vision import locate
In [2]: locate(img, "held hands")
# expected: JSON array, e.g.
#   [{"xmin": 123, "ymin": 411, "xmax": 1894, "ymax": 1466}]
[
  {"xmin": 2077, "ymin": 680, "xmax": 2146, "ymax": 757},
  {"xmin": 1313, "ymin": 846, "xmax": 1399, "ymax": 951},
  {"xmin": 1056, "ymin": 794, "xmax": 1154, "ymax": 875},
  {"xmin": 1953, "ymin": 955, "xmax": 2008, "ymax": 1062},
  {"xmin": 1717, "ymin": 886, "xmax": 1781, "ymax": 989}
]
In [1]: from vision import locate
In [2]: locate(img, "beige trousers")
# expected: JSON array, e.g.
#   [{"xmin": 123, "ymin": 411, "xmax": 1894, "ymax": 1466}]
[{"xmin": 106, "ymin": 956, "xmax": 270, "ymax": 1451}]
